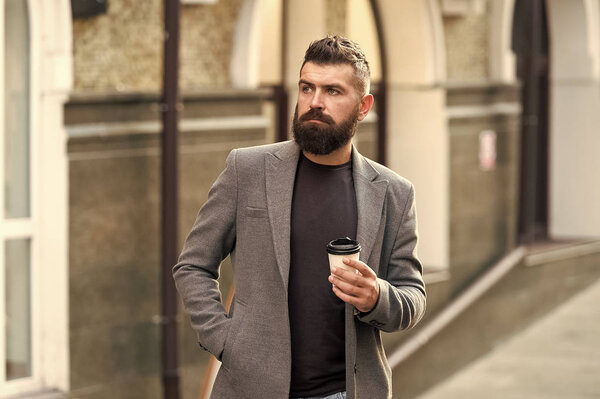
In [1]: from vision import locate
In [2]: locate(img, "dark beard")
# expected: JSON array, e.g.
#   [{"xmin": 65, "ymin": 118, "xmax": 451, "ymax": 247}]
[{"xmin": 292, "ymin": 105, "xmax": 359, "ymax": 155}]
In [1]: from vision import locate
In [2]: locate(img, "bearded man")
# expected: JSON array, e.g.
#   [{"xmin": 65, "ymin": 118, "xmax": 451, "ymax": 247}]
[{"xmin": 173, "ymin": 36, "xmax": 426, "ymax": 399}]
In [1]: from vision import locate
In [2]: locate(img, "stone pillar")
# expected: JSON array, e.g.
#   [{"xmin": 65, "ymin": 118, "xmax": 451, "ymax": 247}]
[
  {"xmin": 489, "ymin": 0, "xmax": 517, "ymax": 83},
  {"xmin": 284, "ymin": 0, "xmax": 327, "ymax": 137},
  {"xmin": 37, "ymin": 0, "xmax": 72, "ymax": 391},
  {"xmin": 547, "ymin": 0, "xmax": 600, "ymax": 238},
  {"xmin": 376, "ymin": 0, "xmax": 449, "ymax": 269}
]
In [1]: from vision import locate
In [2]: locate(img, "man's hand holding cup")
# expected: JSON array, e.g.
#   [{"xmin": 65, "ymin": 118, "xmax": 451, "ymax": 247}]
[{"xmin": 327, "ymin": 238, "xmax": 380, "ymax": 313}]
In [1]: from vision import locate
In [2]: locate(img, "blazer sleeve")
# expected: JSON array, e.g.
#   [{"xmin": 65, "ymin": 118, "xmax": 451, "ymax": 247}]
[
  {"xmin": 357, "ymin": 183, "xmax": 427, "ymax": 332},
  {"xmin": 172, "ymin": 149, "xmax": 238, "ymax": 360}
]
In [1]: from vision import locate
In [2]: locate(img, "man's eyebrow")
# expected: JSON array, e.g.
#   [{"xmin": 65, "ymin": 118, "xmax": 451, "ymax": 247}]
[
  {"xmin": 325, "ymin": 84, "xmax": 345, "ymax": 91},
  {"xmin": 298, "ymin": 79, "xmax": 346, "ymax": 91}
]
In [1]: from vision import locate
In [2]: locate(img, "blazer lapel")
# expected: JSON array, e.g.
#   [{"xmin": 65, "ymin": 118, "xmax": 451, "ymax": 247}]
[
  {"xmin": 265, "ymin": 141, "xmax": 300, "ymax": 294},
  {"xmin": 352, "ymin": 146, "xmax": 388, "ymax": 273}
]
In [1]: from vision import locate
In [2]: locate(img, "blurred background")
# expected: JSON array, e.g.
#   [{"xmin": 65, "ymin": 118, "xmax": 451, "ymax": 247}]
[{"xmin": 1, "ymin": 0, "xmax": 599, "ymax": 398}]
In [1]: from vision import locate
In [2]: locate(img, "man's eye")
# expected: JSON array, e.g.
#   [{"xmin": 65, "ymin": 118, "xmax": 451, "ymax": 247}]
[
  {"xmin": 302, "ymin": 86, "xmax": 312, "ymax": 93},
  {"xmin": 328, "ymin": 88, "xmax": 339, "ymax": 95}
]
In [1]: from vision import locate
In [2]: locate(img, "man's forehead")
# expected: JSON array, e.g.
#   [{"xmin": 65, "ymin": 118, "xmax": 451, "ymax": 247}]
[{"xmin": 299, "ymin": 62, "xmax": 355, "ymax": 86}]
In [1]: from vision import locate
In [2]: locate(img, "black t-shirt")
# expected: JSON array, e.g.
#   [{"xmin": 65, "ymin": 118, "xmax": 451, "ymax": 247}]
[{"xmin": 288, "ymin": 152, "xmax": 358, "ymax": 398}]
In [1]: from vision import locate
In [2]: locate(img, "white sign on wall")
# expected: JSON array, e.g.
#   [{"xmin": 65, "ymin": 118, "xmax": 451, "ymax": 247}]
[{"xmin": 479, "ymin": 130, "xmax": 497, "ymax": 171}]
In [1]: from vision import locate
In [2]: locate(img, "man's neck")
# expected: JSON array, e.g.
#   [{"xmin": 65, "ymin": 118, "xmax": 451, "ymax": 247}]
[{"xmin": 302, "ymin": 143, "xmax": 352, "ymax": 166}]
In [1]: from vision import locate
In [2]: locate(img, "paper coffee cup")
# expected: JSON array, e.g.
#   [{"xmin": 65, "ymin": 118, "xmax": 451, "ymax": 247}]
[{"xmin": 327, "ymin": 237, "xmax": 361, "ymax": 274}]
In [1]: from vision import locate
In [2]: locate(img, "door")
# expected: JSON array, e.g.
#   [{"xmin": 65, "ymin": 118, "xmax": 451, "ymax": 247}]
[{"xmin": 512, "ymin": 0, "xmax": 550, "ymax": 243}]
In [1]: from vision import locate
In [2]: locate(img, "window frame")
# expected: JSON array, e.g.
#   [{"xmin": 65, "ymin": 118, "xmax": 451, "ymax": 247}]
[
  {"xmin": 1, "ymin": 0, "xmax": 70, "ymax": 395},
  {"xmin": 0, "ymin": 0, "xmax": 44, "ymax": 394}
]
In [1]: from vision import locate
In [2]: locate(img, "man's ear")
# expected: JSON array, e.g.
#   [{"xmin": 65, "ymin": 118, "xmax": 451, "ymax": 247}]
[{"xmin": 357, "ymin": 94, "xmax": 374, "ymax": 122}]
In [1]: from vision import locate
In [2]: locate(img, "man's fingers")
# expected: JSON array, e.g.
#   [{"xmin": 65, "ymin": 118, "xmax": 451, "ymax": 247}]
[
  {"xmin": 331, "ymin": 284, "xmax": 373, "ymax": 313},
  {"xmin": 331, "ymin": 265, "xmax": 362, "ymax": 284},
  {"xmin": 329, "ymin": 275, "xmax": 360, "ymax": 296},
  {"xmin": 342, "ymin": 257, "xmax": 375, "ymax": 277},
  {"xmin": 332, "ymin": 284, "xmax": 358, "ymax": 306},
  {"xmin": 330, "ymin": 260, "xmax": 380, "ymax": 313}
]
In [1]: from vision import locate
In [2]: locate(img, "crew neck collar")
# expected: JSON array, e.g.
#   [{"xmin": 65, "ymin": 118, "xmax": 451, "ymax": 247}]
[{"xmin": 300, "ymin": 151, "xmax": 352, "ymax": 169}]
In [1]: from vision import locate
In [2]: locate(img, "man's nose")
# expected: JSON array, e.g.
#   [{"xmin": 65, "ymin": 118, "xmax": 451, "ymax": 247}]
[{"xmin": 309, "ymin": 90, "xmax": 325, "ymax": 109}]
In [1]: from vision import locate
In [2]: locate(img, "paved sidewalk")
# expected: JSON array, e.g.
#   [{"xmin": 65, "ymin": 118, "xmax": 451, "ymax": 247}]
[{"xmin": 417, "ymin": 278, "xmax": 600, "ymax": 399}]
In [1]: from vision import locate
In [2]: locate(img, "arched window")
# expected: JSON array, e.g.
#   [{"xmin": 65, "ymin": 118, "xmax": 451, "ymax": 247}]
[
  {"xmin": 1, "ymin": 0, "xmax": 71, "ymax": 394},
  {"xmin": 1, "ymin": 0, "xmax": 34, "ymax": 389}
]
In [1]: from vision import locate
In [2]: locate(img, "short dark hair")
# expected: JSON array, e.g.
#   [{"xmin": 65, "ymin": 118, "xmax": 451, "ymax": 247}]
[{"xmin": 301, "ymin": 36, "xmax": 371, "ymax": 96}]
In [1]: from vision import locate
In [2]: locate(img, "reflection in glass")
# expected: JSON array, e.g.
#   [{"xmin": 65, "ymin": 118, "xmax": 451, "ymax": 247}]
[
  {"xmin": 4, "ymin": 0, "xmax": 30, "ymax": 218},
  {"xmin": 5, "ymin": 239, "xmax": 32, "ymax": 380}
]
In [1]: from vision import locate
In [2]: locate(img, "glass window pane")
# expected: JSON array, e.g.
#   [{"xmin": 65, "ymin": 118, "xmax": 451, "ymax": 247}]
[
  {"xmin": 4, "ymin": 0, "xmax": 31, "ymax": 218},
  {"xmin": 5, "ymin": 238, "xmax": 32, "ymax": 380}
]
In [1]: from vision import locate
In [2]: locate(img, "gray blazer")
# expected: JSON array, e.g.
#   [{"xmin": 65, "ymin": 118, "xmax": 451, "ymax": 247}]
[{"xmin": 173, "ymin": 140, "xmax": 426, "ymax": 399}]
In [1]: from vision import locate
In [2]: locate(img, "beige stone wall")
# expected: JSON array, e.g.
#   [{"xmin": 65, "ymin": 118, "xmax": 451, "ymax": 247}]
[
  {"xmin": 180, "ymin": 0, "xmax": 243, "ymax": 89},
  {"xmin": 443, "ymin": 10, "xmax": 490, "ymax": 82},
  {"xmin": 258, "ymin": 0, "xmax": 282, "ymax": 86},
  {"xmin": 346, "ymin": 0, "xmax": 381, "ymax": 83},
  {"xmin": 73, "ymin": 0, "xmax": 162, "ymax": 92},
  {"xmin": 326, "ymin": 0, "xmax": 347, "ymax": 36},
  {"xmin": 73, "ymin": 0, "xmax": 243, "ymax": 92}
]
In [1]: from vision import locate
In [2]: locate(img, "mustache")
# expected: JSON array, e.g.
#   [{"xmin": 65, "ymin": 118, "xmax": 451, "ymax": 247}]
[{"xmin": 298, "ymin": 108, "xmax": 335, "ymax": 125}]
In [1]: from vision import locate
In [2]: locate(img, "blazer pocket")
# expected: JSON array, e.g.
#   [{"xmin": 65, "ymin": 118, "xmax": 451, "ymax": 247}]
[
  {"xmin": 221, "ymin": 298, "xmax": 248, "ymax": 370},
  {"xmin": 244, "ymin": 206, "xmax": 268, "ymax": 218}
]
